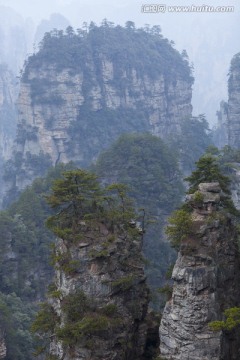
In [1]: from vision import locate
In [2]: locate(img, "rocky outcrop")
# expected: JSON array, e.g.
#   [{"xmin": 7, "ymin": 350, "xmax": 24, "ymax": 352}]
[
  {"xmin": 0, "ymin": 65, "xmax": 18, "ymax": 159},
  {"xmin": 228, "ymin": 53, "xmax": 240, "ymax": 148},
  {"xmin": 12, "ymin": 25, "xmax": 192, "ymax": 192},
  {"xmin": 0, "ymin": 65, "xmax": 18, "ymax": 207},
  {"xmin": 17, "ymin": 65, "xmax": 192, "ymax": 162},
  {"xmin": 160, "ymin": 182, "xmax": 240, "ymax": 360},
  {"xmin": 48, "ymin": 216, "xmax": 149, "ymax": 359},
  {"xmin": 230, "ymin": 169, "xmax": 240, "ymax": 210},
  {"xmin": 213, "ymin": 100, "xmax": 228, "ymax": 148},
  {"xmin": 0, "ymin": 331, "xmax": 6, "ymax": 359}
]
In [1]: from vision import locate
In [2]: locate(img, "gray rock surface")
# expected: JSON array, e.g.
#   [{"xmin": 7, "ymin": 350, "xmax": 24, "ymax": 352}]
[
  {"xmin": 12, "ymin": 48, "xmax": 192, "ymax": 191},
  {"xmin": 160, "ymin": 182, "xmax": 240, "ymax": 360},
  {"xmin": 0, "ymin": 331, "xmax": 6, "ymax": 359},
  {"xmin": 213, "ymin": 101, "xmax": 228, "ymax": 148},
  {"xmin": 49, "ymin": 222, "xmax": 149, "ymax": 360},
  {"xmin": 228, "ymin": 53, "xmax": 240, "ymax": 148},
  {"xmin": 198, "ymin": 182, "xmax": 221, "ymax": 193},
  {"xmin": 0, "ymin": 65, "xmax": 18, "ymax": 206}
]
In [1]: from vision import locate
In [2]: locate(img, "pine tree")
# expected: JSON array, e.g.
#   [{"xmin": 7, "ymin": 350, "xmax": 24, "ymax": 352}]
[
  {"xmin": 45, "ymin": 169, "xmax": 136, "ymax": 241},
  {"xmin": 45, "ymin": 169, "xmax": 104, "ymax": 241},
  {"xmin": 185, "ymin": 154, "xmax": 231, "ymax": 194}
]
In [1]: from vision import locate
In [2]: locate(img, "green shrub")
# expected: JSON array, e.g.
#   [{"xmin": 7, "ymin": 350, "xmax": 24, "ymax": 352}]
[
  {"xmin": 111, "ymin": 275, "xmax": 135, "ymax": 292},
  {"xmin": 101, "ymin": 304, "xmax": 118, "ymax": 316},
  {"xmin": 56, "ymin": 314, "xmax": 110, "ymax": 345},
  {"xmin": 165, "ymin": 264, "xmax": 174, "ymax": 280},
  {"xmin": 165, "ymin": 209, "xmax": 193, "ymax": 250},
  {"xmin": 31, "ymin": 303, "xmax": 59, "ymax": 335},
  {"xmin": 158, "ymin": 284, "xmax": 173, "ymax": 300},
  {"xmin": 193, "ymin": 191, "xmax": 204, "ymax": 207},
  {"xmin": 62, "ymin": 291, "xmax": 89, "ymax": 322},
  {"xmin": 46, "ymin": 355, "xmax": 60, "ymax": 360},
  {"xmin": 88, "ymin": 249, "xmax": 109, "ymax": 259},
  {"xmin": 209, "ymin": 307, "xmax": 240, "ymax": 331}
]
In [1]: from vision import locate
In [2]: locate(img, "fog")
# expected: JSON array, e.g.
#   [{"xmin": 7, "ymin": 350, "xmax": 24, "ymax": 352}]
[{"xmin": 0, "ymin": 0, "xmax": 239, "ymax": 124}]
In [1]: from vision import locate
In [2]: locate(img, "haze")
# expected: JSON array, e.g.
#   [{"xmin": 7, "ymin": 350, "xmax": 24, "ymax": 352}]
[{"xmin": 0, "ymin": 0, "xmax": 239, "ymax": 124}]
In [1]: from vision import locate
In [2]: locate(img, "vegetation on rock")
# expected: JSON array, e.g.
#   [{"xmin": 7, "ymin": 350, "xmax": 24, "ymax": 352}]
[
  {"xmin": 23, "ymin": 22, "xmax": 193, "ymax": 83},
  {"xmin": 165, "ymin": 209, "xmax": 193, "ymax": 250},
  {"xmin": 94, "ymin": 133, "xmax": 184, "ymax": 308},
  {"xmin": 185, "ymin": 154, "xmax": 231, "ymax": 194},
  {"xmin": 166, "ymin": 151, "xmax": 239, "ymax": 250},
  {"xmin": 0, "ymin": 163, "xmax": 75, "ymax": 359},
  {"xmin": 168, "ymin": 114, "xmax": 212, "ymax": 172},
  {"xmin": 209, "ymin": 307, "xmax": 240, "ymax": 331},
  {"xmin": 32, "ymin": 168, "xmax": 149, "ymax": 359},
  {"xmin": 45, "ymin": 169, "xmax": 137, "ymax": 241}
]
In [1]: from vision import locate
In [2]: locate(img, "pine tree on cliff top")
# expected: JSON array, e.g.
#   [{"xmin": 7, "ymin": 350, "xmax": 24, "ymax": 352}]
[
  {"xmin": 166, "ymin": 153, "xmax": 239, "ymax": 249},
  {"xmin": 185, "ymin": 154, "xmax": 231, "ymax": 194}
]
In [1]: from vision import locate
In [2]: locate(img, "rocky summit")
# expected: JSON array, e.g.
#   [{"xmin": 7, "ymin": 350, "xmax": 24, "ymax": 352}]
[{"xmin": 11, "ymin": 24, "xmax": 193, "ymax": 193}]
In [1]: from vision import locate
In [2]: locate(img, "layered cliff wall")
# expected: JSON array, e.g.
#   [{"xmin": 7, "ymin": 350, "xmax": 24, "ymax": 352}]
[
  {"xmin": 0, "ymin": 65, "xmax": 18, "ymax": 207},
  {"xmin": 11, "ymin": 24, "xmax": 193, "ymax": 191},
  {"xmin": 0, "ymin": 65, "xmax": 18, "ymax": 159},
  {"xmin": 160, "ymin": 182, "xmax": 240, "ymax": 360},
  {"xmin": 213, "ymin": 53, "xmax": 240, "ymax": 150},
  {"xmin": 228, "ymin": 53, "xmax": 240, "ymax": 148},
  {"xmin": 213, "ymin": 100, "xmax": 228, "ymax": 148},
  {"xmin": 49, "ymin": 230, "xmax": 149, "ymax": 360}
]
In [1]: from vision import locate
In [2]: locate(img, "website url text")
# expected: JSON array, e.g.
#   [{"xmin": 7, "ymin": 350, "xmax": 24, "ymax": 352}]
[{"xmin": 141, "ymin": 4, "xmax": 234, "ymax": 13}]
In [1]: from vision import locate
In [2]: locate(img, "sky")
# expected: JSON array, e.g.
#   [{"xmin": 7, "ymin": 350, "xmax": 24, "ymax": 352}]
[{"xmin": 0, "ymin": 0, "xmax": 239, "ymax": 125}]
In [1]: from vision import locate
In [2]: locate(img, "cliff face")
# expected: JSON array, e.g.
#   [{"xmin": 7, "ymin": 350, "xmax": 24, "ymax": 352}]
[
  {"xmin": 12, "ymin": 24, "xmax": 193, "ymax": 191},
  {"xmin": 0, "ymin": 65, "xmax": 18, "ymax": 159},
  {"xmin": 231, "ymin": 170, "xmax": 240, "ymax": 211},
  {"xmin": 228, "ymin": 53, "xmax": 240, "ymax": 148},
  {"xmin": 213, "ymin": 100, "xmax": 228, "ymax": 148},
  {"xmin": 17, "ymin": 63, "xmax": 191, "ymax": 162},
  {"xmin": 0, "ymin": 65, "xmax": 18, "ymax": 207},
  {"xmin": 47, "ymin": 218, "xmax": 149, "ymax": 359},
  {"xmin": 160, "ymin": 182, "xmax": 240, "ymax": 360},
  {"xmin": 0, "ymin": 331, "xmax": 6, "ymax": 360}
]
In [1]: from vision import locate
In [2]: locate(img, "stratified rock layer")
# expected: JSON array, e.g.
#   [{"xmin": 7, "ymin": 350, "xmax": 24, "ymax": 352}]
[
  {"xmin": 213, "ymin": 100, "xmax": 228, "ymax": 148},
  {"xmin": 13, "ymin": 26, "xmax": 192, "ymax": 191},
  {"xmin": 0, "ymin": 65, "xmax": 18, "ymax": 207},
  {"xmin": 228, "ymin": 53, "xmax": 240, "ymax": 148},
  {"xmin": 49, "ymin": 221, "xmax": 149, "ymax": 360},
  {"xmin": 0, "ymin": 65, "xmax": 17, "ymax": 160},
  {"xmin": 160, "ymin": 182, "xmax": 240, "ymax": 360}
]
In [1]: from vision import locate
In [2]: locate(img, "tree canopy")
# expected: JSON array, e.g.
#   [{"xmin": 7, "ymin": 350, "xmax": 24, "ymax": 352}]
[
  {"xmin": 95, "ymin": 133, "xmax": 183, "ymax": 214},
  {"xmin": 94, "ymin": 133, "xmax": 183, "ymax": 309},
  {"xmin": 23, "ymin": 22, "xmax": 193, "ymax": 83},
  {"xmin": 209, "ymin": 307, "xmax": 240, "ymax": 331},
  {"xmin": 46, "ymin": 169, "xmax": 137, "ymax": 242},
  {"xmin": 166, "ymin": 151, "xmax": 239, "ymax": 251},
  {"xmin": 0, "ymin": 163, "xmax": 76, "ymax": 359},
  {"xmin": 168, "ymin": 115, "xmax": 212, "ymax": 173},
  {"xmin": 185, "ymin": 154, "xmax": 231, "ymax": 194}
]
